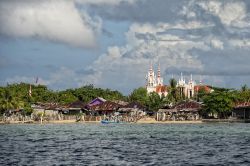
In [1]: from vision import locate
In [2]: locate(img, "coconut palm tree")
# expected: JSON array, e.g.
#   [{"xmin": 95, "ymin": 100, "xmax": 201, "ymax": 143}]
[
  {"xmin": 241, "ymin": 84, "xmax": 248, "ymax": 92},
  {"xmin": 0, "ymin": 89, "xmax": 24, "ymax": 113},
  {"xmin": 168, "ymin": 78, "xmax": 182, "ymax": 103}
]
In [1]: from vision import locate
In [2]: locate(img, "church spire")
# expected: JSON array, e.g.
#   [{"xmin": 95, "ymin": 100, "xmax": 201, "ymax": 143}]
[
  {"xmin": 149, "ymin": 61, "xmax": 153, "ymax": 76},
  {"xmin": 157, "ymin": 63, "xmax": 161, "ymax": 78}
]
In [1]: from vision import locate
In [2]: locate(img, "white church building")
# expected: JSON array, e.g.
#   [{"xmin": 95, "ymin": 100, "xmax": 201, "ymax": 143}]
[{"xmin": 145, "ymin": 64, "xmax": 211, "ymax": 98}]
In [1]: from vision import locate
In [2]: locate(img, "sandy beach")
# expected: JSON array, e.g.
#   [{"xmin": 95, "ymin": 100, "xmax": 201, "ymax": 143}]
[
  {"xmin": 0, "ymin": 119, "xmax": 203, "ymax": 124},
  {"xmin": 136, "ymin": 117, "xmax": 202, "ymax": 124}
]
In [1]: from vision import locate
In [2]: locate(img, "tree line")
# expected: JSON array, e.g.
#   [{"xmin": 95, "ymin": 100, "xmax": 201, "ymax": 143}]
[
  {"xmin": 129, "ymin": 79, "xmax": 250, "ymax": 118},
  {"xmin": 1, "ymin": 81, "xmax": 250, "ymax": 118},
  {"xmin": 0, "ymin": 83, "xmax": 125, "ymax": 115}
]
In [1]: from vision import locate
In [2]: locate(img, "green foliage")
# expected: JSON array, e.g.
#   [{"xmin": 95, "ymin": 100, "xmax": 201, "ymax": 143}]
[
  {"xmin": 0, "ymin": 89, "xmax": 24, "ymax": 113},
  {"xmin": 147, "ymin": 92, "xmax": 168, "ymax": 112},
  {"xmin": 129, "ymin": 87, "xmax": 148, "ymax": 105},
  {"xmin": 202, "ymin": 91, "xmax": 234, "ymax": 118},
  {"xmin": 196, "ymin": 87, "xmax": 207, "ymax": 102},
  {"xmin": 58, "ymin": 90, "xmax": 78, "ymax": 104},
  {"xmin": 23, "ymin": 103, "xmax": 34, "ymax": 115},
  {"xmin": 167, "ymin": 78, "xmax": 183, "ymax": 103},
  {"xmin": 241, "ymin": 84, "xmax": 248, "ymax": 92},
  {"xmin": 0, "ymin": 83, "xmax": 126, "ymax": 108}
]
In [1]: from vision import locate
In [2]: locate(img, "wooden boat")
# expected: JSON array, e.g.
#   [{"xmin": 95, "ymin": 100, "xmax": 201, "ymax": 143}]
[{"xmin": 101, "ymin": 120, "xmax": 119, "ymax": 124}]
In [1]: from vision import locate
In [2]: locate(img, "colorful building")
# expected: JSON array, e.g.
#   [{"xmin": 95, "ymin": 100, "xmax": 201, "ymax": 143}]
[
  {"xmin": 145, "ymin": 63, "xmax": 168, "ymax": 97},
  {"xmin": 145, "ymin": 64, "xmax": 212, "ymax": 98}
]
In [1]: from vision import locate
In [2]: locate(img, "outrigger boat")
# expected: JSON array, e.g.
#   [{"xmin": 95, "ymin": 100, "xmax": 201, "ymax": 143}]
[{"xmin": 101, "ymin": 120, "xmax": 119, "ymax": 124}]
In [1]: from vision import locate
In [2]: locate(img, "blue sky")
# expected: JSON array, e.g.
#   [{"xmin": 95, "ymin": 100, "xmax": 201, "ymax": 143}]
[{"xmin": 1, "ymin": 0, "xmax": 250, "ymax": 94}]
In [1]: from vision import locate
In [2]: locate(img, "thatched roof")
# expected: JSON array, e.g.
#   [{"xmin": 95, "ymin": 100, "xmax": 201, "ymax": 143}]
[
  {"xmin": 89, "ymin": 101, "xmax": 122, "ymax": 111},
  {"xmin": 67, "ymin": 100, "xmax": 86, "ymax": 109},
  {"xmin": 124, "ymin": 102, "xmax": 146, "ymax": 110},
  {"xmin": 174, "ymin": 100, "xmax": 202, "ymax": 110}
]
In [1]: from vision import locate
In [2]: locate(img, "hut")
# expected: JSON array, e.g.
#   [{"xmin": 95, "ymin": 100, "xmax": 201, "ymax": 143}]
[
  {"xmin": 156, "ymin": 100, "xmax": 202, "ymax": 121},
  {"xmin": 232, "ymin": 102, "xmax": 250, "ymax": 119},
  {"xmin": 157, "ymin": 108, "xmax": 178, "ymax": 121},
  {"xmin": 87, "ymin": 97, "xmax": 106, "ymax": 107},
  {"xmin": 56, "ymin": 100, "xmax": 87, "ymax": 115},
  {"xmin": 88, "ymin": 101, "xmax": 122, "ymax": 116},
  {"xmin": 117, "ymin": 102, "xmax": 146, "ymax": 121}
]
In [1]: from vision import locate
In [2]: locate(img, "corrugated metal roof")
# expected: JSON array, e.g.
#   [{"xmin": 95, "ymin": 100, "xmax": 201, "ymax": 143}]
[{"xmin": 89, "ymin": 101, "xmax": 122, "ymax": 111}]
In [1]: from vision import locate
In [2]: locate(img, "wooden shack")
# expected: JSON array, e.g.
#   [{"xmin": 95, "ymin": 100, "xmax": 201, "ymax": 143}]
[
  {"xmin": 157, "ymin": 100, "xmax": 202, "ymax": 121},
  {"xmin": 232, "ymin": 102, "xmax": 250, "ymax": 119}
]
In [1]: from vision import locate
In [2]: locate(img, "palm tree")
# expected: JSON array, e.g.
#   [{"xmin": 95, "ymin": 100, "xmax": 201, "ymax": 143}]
[
  {"xmin": 148, "ymin": 92, "xmax": 167, "ymax": 112},
  {"xmin": 0, "ymin": 89, "xmax": 24, "ymax": 113},
  {"xmin": 168, "ymin": 78, "xmax": 180, "ymax": 103},
  {"xmin": 241, "ymin": 84, "xmax": 248, "ymax": 92}
]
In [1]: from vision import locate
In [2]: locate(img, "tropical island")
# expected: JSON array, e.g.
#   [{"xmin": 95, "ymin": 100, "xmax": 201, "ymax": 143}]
[{"xmin": 0, "ymin": 78, "xmax": 249, "ymax": 124}]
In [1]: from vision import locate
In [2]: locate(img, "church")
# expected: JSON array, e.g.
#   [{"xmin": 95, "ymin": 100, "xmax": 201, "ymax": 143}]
[
  {"xmin": 145, "ymin": 63, "xmax": 212, "ymax": 98},
  {"xmin": 145, "ymin": 63, "xmax": 168, "ymax": 97}
]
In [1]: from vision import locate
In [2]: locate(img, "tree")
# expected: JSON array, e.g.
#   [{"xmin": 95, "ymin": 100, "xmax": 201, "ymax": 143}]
[
  {"xmin": 196, "ymin": 87, "xmax": 207, "ymax": 102},
  {"xmin": 241, "ymin": 84, "xmax": 248, "ymax": 92},
  {"xmin": 129, "ymin": 87, "xmax": 148, "ymax": 106},
  {"xmin": 167, "ymin": 78, "xmax": 182, "ymax": 103},
  {"xmin": 23, "ymin": 103, "xmax": 34, "ymax": 115},
  {"xmin": 202, "ymin": 91, "xmax": 234, "ymax": 119},
  {"xmin": 0, "ymin": 89, "xmax": 24, "ymax": 114},
  {"xmin": 58, "ymin": 91, "xmax": 78, "ymax": 104},
  {"xmin": 147, "ymin": 92, "xmax": 167, "ymax": 112}
]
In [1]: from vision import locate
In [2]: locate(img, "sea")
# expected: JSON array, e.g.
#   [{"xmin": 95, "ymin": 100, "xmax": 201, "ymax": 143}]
[{"xmin": 0, "ymin": 123, "xmax": 250, "ymax": 166}]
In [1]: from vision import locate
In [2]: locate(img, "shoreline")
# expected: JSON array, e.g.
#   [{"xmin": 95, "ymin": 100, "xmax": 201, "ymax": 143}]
[
  {"xmin": 2, "ymin": 119, "xmax": 250, "ymax": 125},
  {"xmin": 0, "ymin": 119, "xmax": 203, "ymax": 125}
]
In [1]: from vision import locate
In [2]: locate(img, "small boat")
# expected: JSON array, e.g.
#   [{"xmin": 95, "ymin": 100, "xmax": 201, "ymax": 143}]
[{"xmin": 101, "ymin": 120, "xmax": 119, "ymax": 124}]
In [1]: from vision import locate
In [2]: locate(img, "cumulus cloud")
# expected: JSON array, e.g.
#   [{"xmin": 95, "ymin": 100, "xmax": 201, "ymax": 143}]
[
  {"xmin": 5, "ymin": 67, "xmax": 90, "ymax": 89},
  {"xmin": 0, "ymin": 0, "xmax": 101, "ymax": 48},
  {"xmin": 75, "ymin": 0, "xmax": 136, "ymax": 6},
  {"xmin": 82, "ymin": 22, "xmax": 209, "ymax": 92},
  {"xmin": 197, "ymin": 1, "xmax": 246, "ymax": 26},
  {"xmin": 82, "ymin": 0, "xmax": 250, "ymax": 91},
  {"xmin": 2, "ymin": 0, "xmax": 250, "ymax": 92}
]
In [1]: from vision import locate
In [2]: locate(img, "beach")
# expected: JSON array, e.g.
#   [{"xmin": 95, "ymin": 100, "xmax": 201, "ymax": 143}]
[{"xmin": 0, "ymin": 117, "xmax": 202, "ymax": 125}]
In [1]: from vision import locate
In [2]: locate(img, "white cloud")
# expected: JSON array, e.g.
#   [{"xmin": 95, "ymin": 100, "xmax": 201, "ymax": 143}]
[
  {"xmin": 210, "ymin": 39, "xmax": 224, "ymax": 49},
  {"xmin": 5, "ymin": 67, "xmax": 89, "ymax": 89},
  {"xmin": 197, "ymin": 1, "xmax": 246, "ymax": 26},
  {"xmin": 0, "ymin": 0, "xmax": 101, "ymax": 48},
  {"xmin": 84, "ymin": 22, "xmax": 208, "ymax": 92},
  {"xmin": 75, "ymin": 0, "xmax": 137, "ymax": 6},
  {"xmin": 229, "ymin": 39, "xmax": 250, "ymax": 48}
]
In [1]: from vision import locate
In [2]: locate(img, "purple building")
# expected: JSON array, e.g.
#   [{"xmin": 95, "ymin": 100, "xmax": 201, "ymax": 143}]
[{"xmin": 87, "ymin": 97, "xmax": 106, "ymax": 107}]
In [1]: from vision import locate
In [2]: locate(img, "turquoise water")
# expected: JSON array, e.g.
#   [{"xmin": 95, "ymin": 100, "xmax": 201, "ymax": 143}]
[{"xmin": 0, "ymin": 123, "xmax": 250, "ymax": 165}]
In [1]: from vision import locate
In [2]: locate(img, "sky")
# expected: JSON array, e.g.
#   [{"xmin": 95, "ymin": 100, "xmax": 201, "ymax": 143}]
[{"xmin": 1, "ymin": 0, "xmax": 250, "ymax": 95}]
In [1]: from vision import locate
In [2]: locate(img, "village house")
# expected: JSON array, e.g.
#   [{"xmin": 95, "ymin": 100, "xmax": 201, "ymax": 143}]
[
  {"xmin": 88, "ymin": 101, "xmax": 122, "ymax": 116},
  {"xmin": 117, "ymin": 102, "xmax": 147, "ymax": 122},
  {"xmin": 60, "ymin": 100, "xmax": 87, "ymax": 115},
  {"xmin": 156, "ymin": 100, "xmax": 202, "ymax": 121},
  {"xmin": 87, "ymin": 97, "xmax": 106, "ymax": 107},
  {"xmin": 232, "ymin": 102, "xmax": 250, "ymax": 119}
]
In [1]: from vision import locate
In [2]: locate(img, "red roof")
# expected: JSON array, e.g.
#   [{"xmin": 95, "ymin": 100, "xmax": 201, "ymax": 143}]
[
  {"xmin": 234, "ymin": 102, "xmax": 250, "ymax": 108},
  {"xmin": 156, "ymin": 85, "xmax": 168, "ymax": 93},
  {"xmin": 194, "ymin": 85, "xmax": 212, "ymax": 93}
]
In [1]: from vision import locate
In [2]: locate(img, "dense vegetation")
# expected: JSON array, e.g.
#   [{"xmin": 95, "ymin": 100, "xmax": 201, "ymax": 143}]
[
  {"xmin": 129, "ymin": 82, "xmax": 250, "ymax": 118},
  {"xmin": 0, "ymin": 81, "xmax": 250, "ymax": 118},
  {"xmin": 0, "ymin": 83, "xmax": 125, "ymax": 115}
]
